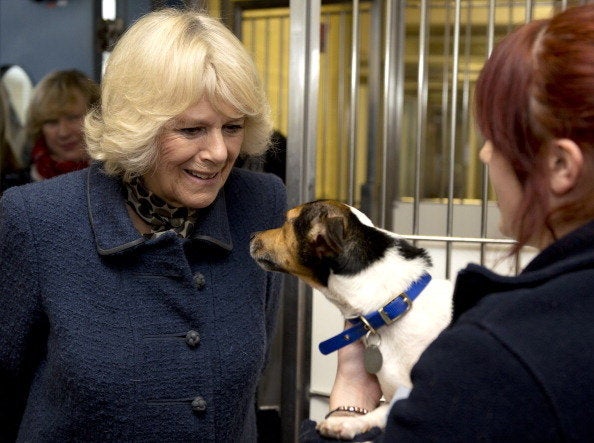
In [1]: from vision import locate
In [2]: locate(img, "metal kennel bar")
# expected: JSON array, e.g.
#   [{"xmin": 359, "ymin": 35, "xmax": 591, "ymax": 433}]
[{"xmin": 282, "ymin": 3, "xmax": 320, "ymax": 441}]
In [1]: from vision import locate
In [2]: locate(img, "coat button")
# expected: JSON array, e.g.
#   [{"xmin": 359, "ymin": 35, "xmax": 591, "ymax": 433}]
[
  {"xmin": 185, "ymin": 330, "xmax": 200, "ymax": 347},
  {"xmin": 191, "ymin": 396, "xmax": 207, "ymax": 413},
  {"xmin": 193, "ymin": 273, "xmax": 206, "ymax": 290}
]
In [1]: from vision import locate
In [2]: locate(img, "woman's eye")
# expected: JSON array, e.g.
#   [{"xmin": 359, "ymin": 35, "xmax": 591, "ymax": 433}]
[
  {"xmin": 223, "ymin": 124, "xmax": 244, "ymax": 134},
  {"xmin": 179, "ymin": 127, "xmax": 205, "ymax": 136},
  {"xmin": 67, "ymin": 114, "xmax": 84, "ymax": 122}
]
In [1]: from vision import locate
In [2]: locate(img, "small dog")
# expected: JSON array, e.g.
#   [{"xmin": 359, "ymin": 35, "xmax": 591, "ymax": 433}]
[{"xmin": 250, "ymin": 200, "xmax": 453, "ymax": 439}]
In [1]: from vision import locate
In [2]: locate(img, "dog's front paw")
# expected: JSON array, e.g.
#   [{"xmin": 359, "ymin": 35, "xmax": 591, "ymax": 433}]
[{"xmin": 316, "ymin": 415, "xmax": 374, "ymax": 440}]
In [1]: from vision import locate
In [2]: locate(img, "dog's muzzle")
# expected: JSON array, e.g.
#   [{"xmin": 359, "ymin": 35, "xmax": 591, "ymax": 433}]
[{"xmin": 249, "ymin": 235, "xmax": 286, "ymax": 273}]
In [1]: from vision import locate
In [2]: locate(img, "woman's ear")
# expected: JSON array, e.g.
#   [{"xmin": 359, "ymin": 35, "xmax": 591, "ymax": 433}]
[{"xmin": 547, "ymin": 138, "xmax": 584, "ymax": 195}]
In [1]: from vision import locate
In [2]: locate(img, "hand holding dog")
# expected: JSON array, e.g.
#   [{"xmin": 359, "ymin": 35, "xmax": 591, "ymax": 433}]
[{"xmin": 317, "ymin": 338, "xmax": 383, "ymax": 439}]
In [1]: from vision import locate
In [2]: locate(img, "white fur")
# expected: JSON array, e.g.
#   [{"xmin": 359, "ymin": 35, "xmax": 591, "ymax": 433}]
[
  {"xmin": 349, "ymin": 205, "xmax": 375, "ymax": 227},
  {"xmin": 316, "ymin": 205, "xmax": 453, "ymax": 439}
]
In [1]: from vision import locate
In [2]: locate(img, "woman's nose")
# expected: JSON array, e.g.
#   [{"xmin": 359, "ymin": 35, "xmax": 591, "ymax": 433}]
[
  {"xmin": 479, "ymin": 140, "xmax": 493, "ymax": 164},
  {"xmin": 201, "ymin": 130, "xmax": 228, "ymax": 164},
  {"xmin": 57, "ymin": 118, "xmax": 74, "ymax": 137}
]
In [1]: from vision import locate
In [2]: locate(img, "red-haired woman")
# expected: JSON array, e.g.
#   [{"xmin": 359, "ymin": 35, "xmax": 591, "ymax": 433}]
[{"xmin": 315, "ymin": 4, "xmax": 594, "ymax": 442}]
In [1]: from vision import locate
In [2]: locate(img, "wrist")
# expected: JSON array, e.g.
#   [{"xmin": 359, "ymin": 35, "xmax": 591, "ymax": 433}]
[{"xmin": 330, "ymin": 365, "xmax": 382, "ymax": 411}]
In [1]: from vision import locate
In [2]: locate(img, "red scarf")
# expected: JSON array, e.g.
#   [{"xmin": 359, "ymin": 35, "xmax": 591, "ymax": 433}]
[{"xmin": 30, "ymin": 137, "xmax": 89, "ymax": 179}]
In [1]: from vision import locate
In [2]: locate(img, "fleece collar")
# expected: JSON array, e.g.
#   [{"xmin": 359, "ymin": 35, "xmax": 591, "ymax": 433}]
[
  {"xmin": 453, "ymin": 219, "xmax": 594, "ymax": 322},
  {"xmin": 86, "ymin": 162, "xmax": 233, "ymax": 255}
]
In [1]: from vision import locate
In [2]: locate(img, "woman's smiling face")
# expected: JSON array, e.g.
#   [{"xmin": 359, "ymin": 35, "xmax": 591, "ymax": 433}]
[
  {"xmin": 142, "ymin": 98, "xmax": 245, "ymax": 209},
  {"xmin": 41, "ymin": 93, "xmax": 88, "ymax": 163}
]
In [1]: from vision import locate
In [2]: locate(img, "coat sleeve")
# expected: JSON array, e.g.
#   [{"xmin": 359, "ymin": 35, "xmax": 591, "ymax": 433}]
[
  {"xmin": 377, "ymin": 322, "xmax": 560, "ymax": 442},
  {"xmin": 0, "ymin": 187, "xmax": 48, "ymax": 441}
]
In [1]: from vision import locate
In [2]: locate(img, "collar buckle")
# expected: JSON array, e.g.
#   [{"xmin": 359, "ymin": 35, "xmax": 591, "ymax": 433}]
[
  {"xmin": 378, "ymin": 293, "xmax": 412, "ymax": 325},
  {"xmin": 358, "ymin": 315, "xmax": 378, "ymax": 334}
]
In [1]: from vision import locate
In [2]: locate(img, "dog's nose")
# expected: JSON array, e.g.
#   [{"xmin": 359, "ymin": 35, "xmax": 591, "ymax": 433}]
[{"xmin": 249, "ymin": 237, "xmax": 263, "ymax": 255}]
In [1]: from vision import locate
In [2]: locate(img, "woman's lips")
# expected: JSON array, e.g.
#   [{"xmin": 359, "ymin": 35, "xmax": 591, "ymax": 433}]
[
  {"xmin": 58, "ymin": 142, "xmax": 81, "ymax": 152},
  {"xmin": 184, "ymin": 169, "xmax": 219, "ymax": 181}
]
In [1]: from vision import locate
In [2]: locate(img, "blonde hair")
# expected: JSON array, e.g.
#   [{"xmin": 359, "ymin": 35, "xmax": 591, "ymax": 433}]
[
  {"xmin": 27, "ymin": 69, "xmax": 99, "ymax": 144},
  {"xmin": 85, "ymin": 9, "xmax": 273, "ymax": 180}
]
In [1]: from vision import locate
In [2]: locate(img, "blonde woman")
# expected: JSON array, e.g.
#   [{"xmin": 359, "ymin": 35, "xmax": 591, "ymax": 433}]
[
  {"xmin": 26, "ymin": 69, "xmax": 99, "ymax": 181},
  {"xmin": 0, "ymin": 9, "xmax": 285, "ymax": 441}
]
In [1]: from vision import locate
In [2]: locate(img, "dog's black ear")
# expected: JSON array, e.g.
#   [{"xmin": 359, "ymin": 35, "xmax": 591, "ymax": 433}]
[{"xmin": 309, "ymin": 216, "xmax": 345, "ymax": 259}]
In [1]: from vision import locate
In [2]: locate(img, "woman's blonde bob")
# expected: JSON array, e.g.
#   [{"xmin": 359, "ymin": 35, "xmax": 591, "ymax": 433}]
[{"xmin": 85, "ymin": 9, "xmax": 273, "ymax": 180}]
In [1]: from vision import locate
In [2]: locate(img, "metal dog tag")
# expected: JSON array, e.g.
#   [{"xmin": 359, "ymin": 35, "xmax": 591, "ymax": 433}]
[
  {"xmin": 363, "ymin": 331, "xmax": 383, "ymax": 374},
  {"xmin": 363, "ymin": 345, "xmax": 383, "ymax": 374}
]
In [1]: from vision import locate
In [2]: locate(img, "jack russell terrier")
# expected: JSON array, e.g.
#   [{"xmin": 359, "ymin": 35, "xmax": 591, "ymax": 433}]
[{"xmin": 250, "ymin": 199, "xmax": 453, "ymax": 439}]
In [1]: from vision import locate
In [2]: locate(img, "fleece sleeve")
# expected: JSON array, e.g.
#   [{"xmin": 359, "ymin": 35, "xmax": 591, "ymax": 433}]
[{"xmin": 0, "ymin": 188, "xmax": 48, "ymax": 441}]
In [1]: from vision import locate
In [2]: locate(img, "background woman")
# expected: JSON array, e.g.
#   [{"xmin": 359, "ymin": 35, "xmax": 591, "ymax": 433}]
[
  {"xmin": 26, "ymin": 69, "xmax": 99, "ymax": 181},
  {"xmin": 0, "ymin": 9, "xmax": 285, "ymax": 441}
]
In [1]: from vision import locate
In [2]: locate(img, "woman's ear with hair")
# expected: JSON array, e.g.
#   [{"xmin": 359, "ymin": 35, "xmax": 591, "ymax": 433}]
[{"xmin": 547, "ymin": 138, "xmax": 584, "ymax": 195}]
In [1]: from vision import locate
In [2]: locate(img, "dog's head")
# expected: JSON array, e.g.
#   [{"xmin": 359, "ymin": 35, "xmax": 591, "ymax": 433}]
[{"xmin": 250, "ymin": 199, "xmax": 430, "ymax": 290}]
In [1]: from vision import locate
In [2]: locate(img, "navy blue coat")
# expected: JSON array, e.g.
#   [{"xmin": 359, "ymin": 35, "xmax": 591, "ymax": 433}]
[
  {"xmin": 0, "ymin": 162, "xmax": 286, "ymax": 442},
  {"xmin": 381, "ymin": 220, "xmax": 594, "ymax": 442}
]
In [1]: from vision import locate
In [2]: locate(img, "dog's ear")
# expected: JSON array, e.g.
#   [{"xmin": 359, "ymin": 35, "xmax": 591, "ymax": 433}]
[{"xmin": 308, "ymin": 215, "xmax": 345, "ymax": 259}]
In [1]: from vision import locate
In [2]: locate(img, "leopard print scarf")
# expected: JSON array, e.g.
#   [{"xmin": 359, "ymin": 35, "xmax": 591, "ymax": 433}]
[{"xmin": 123, "ymin": 176, "xmax": 198, "ymax": 238}]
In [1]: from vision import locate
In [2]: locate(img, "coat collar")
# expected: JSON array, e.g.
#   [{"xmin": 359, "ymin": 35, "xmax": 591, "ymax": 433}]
[
  {"xmin": 452, "ymin": 219, "xmax": 594, "ymax": 322},
  {"xmin": 86, "ymin": 162, "xmax": 233, "ymax": 256}
]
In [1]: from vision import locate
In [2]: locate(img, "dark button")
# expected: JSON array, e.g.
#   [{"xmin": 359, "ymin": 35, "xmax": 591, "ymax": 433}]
[
  {"xmin": 185, "ymin": 330, "xmax": 200, "ymax": 347},
  {"xmin": 193, "ymin": 273, "xmax": 206, "ymax": 290},
  {"xmin": 191, "ymin": 396, "xmax": 207, "ymax": 413}
]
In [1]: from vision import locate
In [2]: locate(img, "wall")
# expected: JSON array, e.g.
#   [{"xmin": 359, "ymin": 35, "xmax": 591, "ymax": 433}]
[
  {"xmin": 0, "ymin": 0, "xmax": 155, "ymax": 86},
  {"xmin": 0, "ymin": 1, "xmax": 97, "ymax": 84},
  {"xmin": 119, "ymin": 0, "xmax": 153, "ymax": 26}
]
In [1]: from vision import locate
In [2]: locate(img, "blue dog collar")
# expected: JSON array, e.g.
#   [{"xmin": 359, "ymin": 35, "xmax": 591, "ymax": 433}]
[{"xmin": 318, "ymin": 273, "xmax": 432, "ymax": 355}]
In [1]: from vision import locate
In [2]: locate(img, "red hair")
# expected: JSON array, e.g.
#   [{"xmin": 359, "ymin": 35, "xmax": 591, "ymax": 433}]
[{"xmin": 474, "ymin": 4, "xmax": 594, "ymax": 252}]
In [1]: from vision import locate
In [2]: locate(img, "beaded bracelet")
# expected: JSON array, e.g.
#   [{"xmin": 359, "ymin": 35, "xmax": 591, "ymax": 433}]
[{"xmin": 324, "ymin": 405, "xmax": 369, "ymax": 419}]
